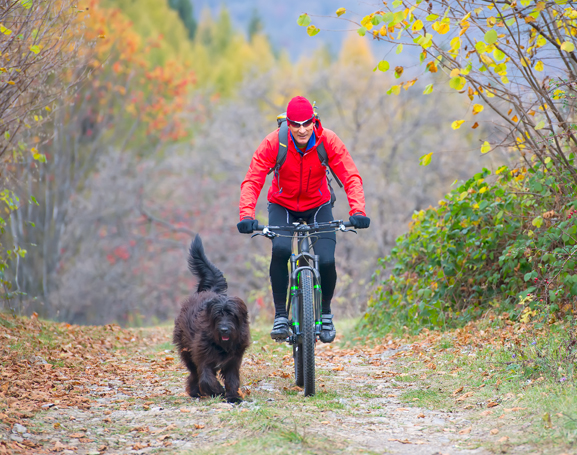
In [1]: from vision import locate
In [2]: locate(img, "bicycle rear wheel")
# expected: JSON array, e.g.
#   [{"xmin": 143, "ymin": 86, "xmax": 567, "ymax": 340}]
[{"xmin": 300, "ymin": 269, "xmax": 315, "ymax": 396}]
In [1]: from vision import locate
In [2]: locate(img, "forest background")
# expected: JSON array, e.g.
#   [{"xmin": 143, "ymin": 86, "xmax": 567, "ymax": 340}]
[{"xmin": 0, "ymin": 0, "xmax": 533, "ymax": 327}]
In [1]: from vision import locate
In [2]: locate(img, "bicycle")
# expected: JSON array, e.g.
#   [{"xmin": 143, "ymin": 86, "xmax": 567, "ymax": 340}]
[{"xmin": 252, "ymin": 219, "xmax": 358, "ymax": 396}]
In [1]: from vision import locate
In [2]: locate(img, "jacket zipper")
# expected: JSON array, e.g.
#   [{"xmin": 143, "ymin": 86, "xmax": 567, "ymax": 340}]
[{"xmin": 305, "ymin": 167, "xmax": 312, "ymax": 194}]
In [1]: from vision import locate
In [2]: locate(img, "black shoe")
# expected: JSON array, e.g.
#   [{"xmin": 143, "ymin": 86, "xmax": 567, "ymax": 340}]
[
  {"xmin": 319, "ymin": 314, "xmax": 336, "ymax": 343},
  {"xmin": 270, "ymin": 316, "xmax": 290, "ymax": 340}
]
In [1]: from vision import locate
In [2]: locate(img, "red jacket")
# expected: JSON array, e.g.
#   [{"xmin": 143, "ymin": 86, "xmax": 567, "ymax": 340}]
[{"xmin": 239, "ymin": 122, "xmax": 366, "ymax": 220}]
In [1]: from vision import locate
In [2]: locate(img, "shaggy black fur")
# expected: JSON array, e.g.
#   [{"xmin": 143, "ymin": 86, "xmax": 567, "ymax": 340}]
[{"xmin": 173, "ymin": 235, "xmax": 250, "ymax": 403}]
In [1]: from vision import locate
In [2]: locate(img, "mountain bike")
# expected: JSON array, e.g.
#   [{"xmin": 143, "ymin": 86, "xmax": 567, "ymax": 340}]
[{"xmin": 252, "ymin": 220, "xmax": 358, "ymax": 396}]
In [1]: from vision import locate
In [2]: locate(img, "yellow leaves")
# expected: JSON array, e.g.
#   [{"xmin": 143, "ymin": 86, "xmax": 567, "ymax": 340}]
[
  {"xmin": 432, "ymin": 21, "xmax": 450, "ymax": 34},
  {"xmin": 423, "ymin": 83, "xmax": 434, "ymax": 95},
  {"xmin": 98, "ymin": 34, "xmax": 106, "ymax": 39},
  {"xmin": 561, "ymin": 41, "xmax": 575, "ymax": 52},
  {"xmin": 520, "ymin": 56, "xmax": 530, "ymax": 67},
  {"xmin": 387, "ymin": 85, "xmax": 401, "ymax": 95},
  {"xmin": 475, "ymin": 42, "xmax": 487, "ymax": 53},
  {"xmin": 29, "ymin": 45, "xmax": 40, "ymax": 54},
  {"xmin": 297, "ymin": 14, "xmax": 312, "ymax": 27},
  {"xmin": 484, "ymin": 29, "xmax": 498, "ymax": 44},
  {"xmin": 411, "ymin": 20, "xmax": 424, "ymax": 32},
  {"xmin": 0, "ymin": 24, "xmax": 12, "ymax": 35},
  {"xmin": 459, "ymin": 21, "xmax": 470, "ymax": 36},
  {"xmin": 403, "ymin": 78, "xmax": 417, "ymax": 89},
  {"xmin": 307, "ymin": 25, "xmax": 320, "ymax": 36},
  {"xmin": 426, "ymin": 61, "xmax": 438, "ymax": 73},
  {"xmin": 534, "ymin": 60, "xmax": 544, "ymax": 71},
  {"xmin": 6, "ymin": 81, "xmax": 15, "ymax": 85},
  {"xmin": 536, "ymin": 35, "xmax": 547, "ymax": 48},
  {"xmin": 377, "ymin": 60, "xmax": 390, "ymax": 72},
  {"xmin": 535, "ymin": 120, "xmax": 545, "ymax": 130},
  {"xmin": 450, "ymin": 76, "xmax": 466, "ymax": 90},
  {"xmin": 486, "ymin": 16, "xmax": 497, "ymax": 27},
  {"xmin": 450, "ymin": 37, "xmax": 461, "ymax": 51},
  {"xmin": 473, "ymin": 104, "xmax": 484, "ymax": 115},
  {"xmin": 479, "ymin": 186, "xmax": 488, "ymax": 193},
  {"xmin": 563, "ymin": 8, "xmax": 577, "ymax": 19},
  {"xmin": 481, "ymin": 141, "xmax": 491, "ymax": 154},
  {"xmin": 511, "ymin": 115, "xmax": 519, "ymax": 122},
  {"xmin": 361, "ymin": 15, "xmax": 374, "ymax": 31},
  {"xmin": 394, "ymin": 66, "xmax": 404, "ymax": 78},
  {"xmin": 419, "ymin": 152, "xmax": 433, "ymax": 166},
  {"xmin": 452, "ymin": 120, "xmax": 465, "ymax": 130},
  {"xmin": 450, "ymin": 68, "xmax": 461, "ymax": 78},
  {"xmin": 336, "ymin": 8, "xmax": 346, "ymax": 17}
]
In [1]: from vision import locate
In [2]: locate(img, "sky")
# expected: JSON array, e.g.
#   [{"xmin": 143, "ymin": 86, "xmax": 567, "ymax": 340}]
[{"xmin": 192, "ymin": 0, "xmax": 384, "ymax": 59}]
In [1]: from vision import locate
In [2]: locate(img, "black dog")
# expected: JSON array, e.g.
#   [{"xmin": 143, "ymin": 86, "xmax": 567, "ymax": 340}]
[{"xmin": 173, "ymin": 235, "xmax": 250, "ymax": 403}]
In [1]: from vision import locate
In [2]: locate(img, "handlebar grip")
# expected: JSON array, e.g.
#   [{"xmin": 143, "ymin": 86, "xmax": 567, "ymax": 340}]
[
  {"xmin": 256, "ymin": 225, "xmax": 266, "ymax": 231},
  {"xmin": 343, "ymin": 221, "xmax": 353, "ymax": 228}
]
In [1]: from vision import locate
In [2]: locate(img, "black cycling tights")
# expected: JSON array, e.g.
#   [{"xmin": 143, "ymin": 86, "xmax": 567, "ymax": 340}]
[{"xmin": 268, "ymin": 202, "xmax": 336, "ymax": 319}]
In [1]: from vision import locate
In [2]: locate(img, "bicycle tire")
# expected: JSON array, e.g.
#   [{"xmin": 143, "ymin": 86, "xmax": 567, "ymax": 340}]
[
  {"xmin": 300, "ymin": 269, "xmax": 315, "ymax": 396},
  {"xmin": 293, "ymin": 343, "xmax": 303, "ymax": 387}
]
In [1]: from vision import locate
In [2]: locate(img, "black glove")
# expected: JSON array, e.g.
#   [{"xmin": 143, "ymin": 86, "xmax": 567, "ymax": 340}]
[
  {"xmin": 237, "ymin": 218, "xmax": 259, "ymax": 234},
  {"xmin": 349, "ymin": 213, "xmax": 370, "ymax": 229}
]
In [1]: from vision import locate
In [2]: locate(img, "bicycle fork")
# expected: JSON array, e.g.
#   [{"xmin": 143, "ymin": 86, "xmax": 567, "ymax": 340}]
[{"xmin": 288, "ymin": 237, "xmax": 323, "ymax": 344}]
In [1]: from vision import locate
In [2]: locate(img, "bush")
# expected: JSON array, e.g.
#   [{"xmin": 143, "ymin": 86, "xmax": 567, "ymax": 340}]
[{"xmin": 364, "ymin": 154, "xmax": 577, "ymax": 334}]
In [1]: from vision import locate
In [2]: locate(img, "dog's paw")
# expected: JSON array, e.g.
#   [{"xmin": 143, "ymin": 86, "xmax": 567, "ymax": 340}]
[
  {"xmin": 225, "ymin": 395, "xmax": 243, "ymax": 404},
  {"xmin": 186, "ymin": 386, "xmax": 201, "ymax": 398}
]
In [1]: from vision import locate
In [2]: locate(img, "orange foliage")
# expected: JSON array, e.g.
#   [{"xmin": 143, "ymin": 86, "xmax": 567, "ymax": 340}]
[{"xmin": 76, "ymin": 0, "xmax": 196, "ymax": 142}]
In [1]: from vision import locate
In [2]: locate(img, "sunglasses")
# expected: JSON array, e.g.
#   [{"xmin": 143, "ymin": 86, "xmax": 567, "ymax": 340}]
[{"xmin": 287, "ymin": 115, "xmax": 315, "ymax": 128}]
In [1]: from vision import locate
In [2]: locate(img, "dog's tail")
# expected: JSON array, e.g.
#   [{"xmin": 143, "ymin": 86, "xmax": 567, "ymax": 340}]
[{"xmin": 188, "ymin": 234, "xmax": 228, "ymax": 294}]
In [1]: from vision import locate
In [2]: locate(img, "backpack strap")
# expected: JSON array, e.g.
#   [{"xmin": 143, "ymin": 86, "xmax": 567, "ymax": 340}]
[
  {"xmin": 317, "ymin": 140, "xmax": 343, "ymax": 188},
  {"xmin": 268, "ymin": 121, "xmax": 289, "ymax": 175}
]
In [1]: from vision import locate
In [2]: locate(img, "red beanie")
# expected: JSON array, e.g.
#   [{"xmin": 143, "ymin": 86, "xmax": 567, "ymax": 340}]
[{"xmin": 287, "ymin": 96, "xmax": 314, "ymax": 122}]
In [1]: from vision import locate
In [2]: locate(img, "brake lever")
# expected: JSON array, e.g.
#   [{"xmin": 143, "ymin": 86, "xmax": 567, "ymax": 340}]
[
  {"xmin": 250, "ymin": 232, "xmax": 263, "ymax": 239},
  {"xmin": 344, "ymin": 228, "xmax": 357, "ymax": 234}
]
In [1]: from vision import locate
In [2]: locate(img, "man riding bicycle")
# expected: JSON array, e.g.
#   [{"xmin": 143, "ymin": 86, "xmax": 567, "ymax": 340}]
[{"xmin": 237, "ymin": 96, "xmax": 370, "ymax": 343}]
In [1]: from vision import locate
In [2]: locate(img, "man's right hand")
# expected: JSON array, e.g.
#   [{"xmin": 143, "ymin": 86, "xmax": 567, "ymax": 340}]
[{"xmin": 237, "ymin": 218, "xmax": 259, "ymax": 234}]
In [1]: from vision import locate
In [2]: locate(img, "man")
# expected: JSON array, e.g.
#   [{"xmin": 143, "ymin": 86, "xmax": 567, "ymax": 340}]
[{"xmin": 237, "ymin": 96, "xmax": 369, "ymax": 343}]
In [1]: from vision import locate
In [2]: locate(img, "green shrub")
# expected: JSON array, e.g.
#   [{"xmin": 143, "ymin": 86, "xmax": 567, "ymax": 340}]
[{"xmin": 364, "ymin": 155, "xmax": 577, "ymax": 334}]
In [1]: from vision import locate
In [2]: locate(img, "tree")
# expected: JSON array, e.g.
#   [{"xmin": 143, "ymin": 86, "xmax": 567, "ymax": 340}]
[
  {"xmin": 0, "ymin": 0, "xmax": 83, "ymax": 302},
  {"xmin": 301, "ymin": 2, "xmax": 577, "ymax": 185},
  {"xmin": 168, "ymin": 0, "xmax": 197, "ymax": 39},
  {"xmin": 248, "ymin": 7, "xmax": 264, "ymax": 42}
]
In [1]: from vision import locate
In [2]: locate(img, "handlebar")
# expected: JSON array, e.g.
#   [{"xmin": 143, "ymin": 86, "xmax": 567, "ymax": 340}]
[{"xmin": 251, "ymin": 220, "xmax": 358, "ymax": 239}]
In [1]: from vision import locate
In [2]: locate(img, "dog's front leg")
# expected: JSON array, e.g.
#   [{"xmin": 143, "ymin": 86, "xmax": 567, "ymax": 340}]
[
  {"xmin": 198, "ymin": 364, "xmax": 225, "ymax": 397},
  {"xmin": 221, "ymin": 357, "xmax": 243, "ymax": 403}
]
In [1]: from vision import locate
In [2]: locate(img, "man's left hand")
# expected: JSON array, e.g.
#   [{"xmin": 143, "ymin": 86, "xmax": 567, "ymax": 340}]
[{"xmin": 350, "ymin": 214, "xmax": 370, "ymax": 229}]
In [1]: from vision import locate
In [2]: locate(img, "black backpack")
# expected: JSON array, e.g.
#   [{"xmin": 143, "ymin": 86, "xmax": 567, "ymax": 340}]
[{"xmin": 268, "ymin": 111, "xmax": 343, "ymax": 205}]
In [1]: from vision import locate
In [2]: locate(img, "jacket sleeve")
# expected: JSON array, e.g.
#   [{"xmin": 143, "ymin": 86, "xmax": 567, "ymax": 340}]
[
  {"xmin": 323, "ymin": 130, "xmax": 366, "ymax": 217},
  {"xmin": 239, "ymin": 133, "xmax": 278, "ymax": 221}
]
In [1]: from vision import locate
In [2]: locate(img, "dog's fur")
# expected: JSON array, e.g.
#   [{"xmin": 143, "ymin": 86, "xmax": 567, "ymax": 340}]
[{"xmin": 173, "ymin": 235, "xmax": 250, "ymax": 403}]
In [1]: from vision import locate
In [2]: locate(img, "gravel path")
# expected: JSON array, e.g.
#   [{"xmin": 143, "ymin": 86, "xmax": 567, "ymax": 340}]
[{"xmin": 2, "ymin": 326, "xmax": 494, "ymax": 455}]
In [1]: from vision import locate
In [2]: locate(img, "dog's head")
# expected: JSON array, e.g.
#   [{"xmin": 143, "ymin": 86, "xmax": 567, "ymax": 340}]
[{"xmin": 206, "ymin": 295, "xmax": 249, "ymax": 345}]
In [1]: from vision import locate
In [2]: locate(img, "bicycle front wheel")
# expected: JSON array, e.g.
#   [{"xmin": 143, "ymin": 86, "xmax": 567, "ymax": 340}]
[{"xmin": 300, "ymin": 269, "xmax": 315, "ymax": 396}]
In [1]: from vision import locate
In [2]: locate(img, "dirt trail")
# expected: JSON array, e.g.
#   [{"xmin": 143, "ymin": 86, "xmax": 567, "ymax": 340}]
[{"xmin": 2, "ymin": 325, "xmax": 496, "ymax": 455}]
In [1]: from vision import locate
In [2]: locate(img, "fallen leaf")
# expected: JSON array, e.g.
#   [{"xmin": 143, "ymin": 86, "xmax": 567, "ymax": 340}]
[
  {"xmin": 456, "ymin": 391, "xmax": 473, "ymax": 402},
  {"xmin": 490, "ymin": 428, "xmax": 499, "ymax": 435},
  {"xmin": 452, "ymin": 386, "xmax": 464, "ymax": 396},
  {"xmin": 395, "ymin": 408, "xmax": 410, "ymax": 411},
  {"xmin": 180, "ymin": 408, "xmax": 191, "ymax": 413},
  {"xmin": 498, "ymin": 436, "xmax": 509, "ymax": 442},
  {"xmin": 480, "ymin": 410, "xmax": 493, "ymax": 416},
  {"xmin": 417, "ymin": 413, "xmax": 425, "ymax": 418},
  {"xmin": 487, "ymin": 401, "xmax": 500, "ymax": 408},
  {"xmin": 459, "ymin": 426, "xmax": 472, "ymax": 434},
  {"xmin": 194, "ymin": 423, "xmax": 205, "ymax": 429},
  {"xmin": 388, "ymin": 438, "xmax": 412, "ymax": 444}
]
